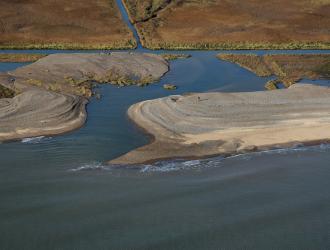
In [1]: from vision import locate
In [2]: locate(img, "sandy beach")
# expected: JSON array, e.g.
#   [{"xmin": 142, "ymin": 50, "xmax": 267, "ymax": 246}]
[
  {"xmin": 110, "ymin": 84, "xmax": 330, "ymax": 165},
  {"xmin": 0, "ymin": 52, "xmax": 169, "ymax": 142}
]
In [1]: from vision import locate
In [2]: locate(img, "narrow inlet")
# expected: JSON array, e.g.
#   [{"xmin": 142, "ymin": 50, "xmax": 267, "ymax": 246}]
[{"xmin": 115, "ymin": 0, "xmax": 143, "ymax": 49}]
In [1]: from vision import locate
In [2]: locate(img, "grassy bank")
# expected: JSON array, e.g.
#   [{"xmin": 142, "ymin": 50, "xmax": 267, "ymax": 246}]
[
  {"xmin": 143, "ymin": 41, "xmax": 330, "ymax": 50},
  {"xmin": 0, "ymin": 54, "xmax": 48, "ymax": 63},
  {"xmin": 0, "ymin": 40, "xmax": 137, "ymax": 50},
  {"xmin": 218, "ymin": 53, "xmax": 330, "ymax": 90}
]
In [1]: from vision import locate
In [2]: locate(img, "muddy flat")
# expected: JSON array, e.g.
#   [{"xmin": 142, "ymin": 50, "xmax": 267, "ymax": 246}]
[
  {"xmin": 0, "ymin": 0, "xmax": 135, "ymax": 49},
  {"xmin": 123, "ymin": 0, "xmax": 330, "ymax": 49}
]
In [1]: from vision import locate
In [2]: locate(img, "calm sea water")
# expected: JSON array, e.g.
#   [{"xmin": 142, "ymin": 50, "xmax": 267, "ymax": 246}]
[
  {"xmin": 0, "ymin": 49, "xmax": 330, "ymax": 249},
  {"xmin": 1, "ymin": 6, "xmax": 330, "ymax": 247}
]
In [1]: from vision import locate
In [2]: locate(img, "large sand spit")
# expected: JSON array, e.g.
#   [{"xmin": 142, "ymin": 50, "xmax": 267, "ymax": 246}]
[{"xmin": 110, "ymin": 84, "xmax": 330, "ymax": 165}]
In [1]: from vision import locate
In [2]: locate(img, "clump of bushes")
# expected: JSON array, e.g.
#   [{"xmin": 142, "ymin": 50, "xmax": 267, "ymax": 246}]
[
  {"xmin": 160, "ymin": 54, "xmax": 191, "ymax": 61},
  {"xmin": 163, "ymin": 83, "xmax": 177, "ymax": 90},
  {"xmin": 0, "ymin": 84, "xmax": 15, "ymax": 98},
  {"xmin": 26, "ymin": 79, "xmax": 43, "ymax": 87}
]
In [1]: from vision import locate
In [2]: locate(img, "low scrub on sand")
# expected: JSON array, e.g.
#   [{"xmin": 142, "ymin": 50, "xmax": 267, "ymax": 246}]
[
  {"xmin": 8, "ymin": 53, "xmax": 169, "ymax": 97},
  {"xmin": 160, "ymin": 54, "xmax": 191, "ymax": 61},
  {"xmin": 0, "ymin": 84, "xmax": 15, "ymax": 98}
]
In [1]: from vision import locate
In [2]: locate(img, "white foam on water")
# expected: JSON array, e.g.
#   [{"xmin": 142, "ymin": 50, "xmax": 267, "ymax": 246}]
[
  {"xmin": 21, "ymin": 136, "xmax": 51, "ymax": 144},
  {"xmin": 140, "ymin": 159, "xmax": 217, "ymax": 173},
  {"xmin": 69, "ymin": 162, "xmax": 110, "ymax": 172},
  {"xmin": 139, "ymin": 144, "xmax": 330, "ymax": 173},
  {"xmin": 68, "ymin": 144, "xmax": 330, "ymax": 174}
]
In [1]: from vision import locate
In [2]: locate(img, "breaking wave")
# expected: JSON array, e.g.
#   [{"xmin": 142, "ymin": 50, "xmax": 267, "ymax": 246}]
[
  {"xmin": 21, "ymin": 136, "xmax": 51, "ymax": 144},
  {"xmin": 69, "ymin": 162, "xmax": 110, "ymax": 172},
  {"xmin": 140, "ymin": 159, "xmax": 221, "ymax": 173},
  {"xmin": 140, "ymin": 144, "xmax": 330, "ymax": 173},
  {"xmin": 69, "ymin": 144, "xmax": 330, "ymax": 174}
]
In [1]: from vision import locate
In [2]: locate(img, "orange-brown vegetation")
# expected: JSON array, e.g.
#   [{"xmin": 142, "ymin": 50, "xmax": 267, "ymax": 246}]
[
  {"xmin": 218, "ymin": 54, "xmax": 330, "ymax": 89},
  {"xmin": 0, "ymin": 54, "xmax": 46, "ymax": 62},
  {"xmin": 0, "ymin": 0, "xmax": 135, "ymax": 49},
  {"xmin": 123, "ymin": 0, "xmax": 330, "ymax": 49}
]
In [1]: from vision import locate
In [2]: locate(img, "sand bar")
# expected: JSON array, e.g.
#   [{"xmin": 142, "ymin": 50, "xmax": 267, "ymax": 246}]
[
  {"xmin": 110, "ymin": 84, "xmax": 330, "ymax": 165},
  {"xmin": 0, "ymin": 53, "xmax": 169, "ymax": 142}
]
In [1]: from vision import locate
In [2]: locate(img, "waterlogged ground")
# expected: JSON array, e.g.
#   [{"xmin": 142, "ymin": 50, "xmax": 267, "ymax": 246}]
[{"xmin": 0, "ymin": 50, "xmax": 330, "ymax": 249}]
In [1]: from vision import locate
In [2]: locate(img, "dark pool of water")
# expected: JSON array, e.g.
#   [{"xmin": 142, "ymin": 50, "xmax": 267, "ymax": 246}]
[{"xmin": 0, "ymin": 50, "xmax": 330, "ymax": 249}]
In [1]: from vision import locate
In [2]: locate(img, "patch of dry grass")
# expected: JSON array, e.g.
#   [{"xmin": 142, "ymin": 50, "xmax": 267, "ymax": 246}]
[
  {"xmin": 123, "ymin": 0, "xmax": 330, "ymax": 49},
  {"xmin": 218, "ymin": 54, "xmax": 330, "ymax": 90},
  {"xmin": 160, "ymin": 53, "xmax": 191, "ymax": 61},
  {"xmin": 0, "ymin": 54, "xmax": 47, "ymax": 62},
  {"xmin": 0, "ymin": 0, "xmax": 135, "ymax": 49}
]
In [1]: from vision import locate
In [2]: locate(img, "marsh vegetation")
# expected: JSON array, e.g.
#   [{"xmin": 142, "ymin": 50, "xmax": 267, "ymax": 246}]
[
  {"xmin": 0, "ymin": 54, "xmax": 47, "ymax": 63},
  {"xmin": 0, "ymin": 0, "xmax": 135, "ymax": 49},
  {"xmin": 218, "ymin": 54, "xmax": 330, "ymax": 90},
  {"xmin": 160, "ymin": 53, "xmax": 191, "ymax": 61},
  {"xmin": 122, "ymin": 0, "xmax": 330, "ymax": 50}
]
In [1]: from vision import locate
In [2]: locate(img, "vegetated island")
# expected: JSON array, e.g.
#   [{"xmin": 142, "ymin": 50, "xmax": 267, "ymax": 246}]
[
  {"xmin": 0, "ymin": 52, "xmax": 169, "ymax": 142},
  {"xmin": 122, "ymin": 0, "xmax": 330, "ymax": 50},
  {"xmin": 110, "ymin": 84, "xmax": 330, "ymax": 165},
  {"xmin": 218, "ymin": 54, "xmax": 330, "ymax": 90},
  {"xmin": 0, "ymin": 0, "xmax": 135, "ymax": 49}
]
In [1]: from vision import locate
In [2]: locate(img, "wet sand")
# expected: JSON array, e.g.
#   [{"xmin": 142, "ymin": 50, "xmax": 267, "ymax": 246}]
[{"xmin": 110, "ymin": 84, "xmax": 330, "ymax": 165}]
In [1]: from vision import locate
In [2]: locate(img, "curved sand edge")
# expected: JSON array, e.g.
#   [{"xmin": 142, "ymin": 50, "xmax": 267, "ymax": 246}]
[
  {"xmin": 0, "ymin": 52, "xmax": 169, "ymax": 142},
  {"xmin": 0, "ymin": 89, "xmax": 87, "ymax": 142},
  {"xmin": 109, "ymin": 84, "xmax": 330, "ymax": 165}
]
